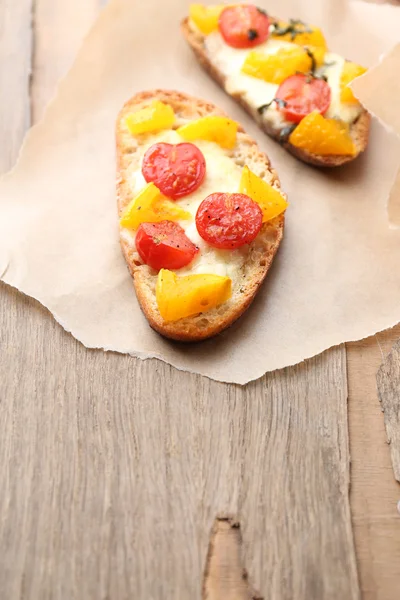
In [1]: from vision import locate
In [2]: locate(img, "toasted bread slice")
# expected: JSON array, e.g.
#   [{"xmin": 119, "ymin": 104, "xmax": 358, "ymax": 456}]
[
  {"xmin": 116, "ymin": 90, "xmax": 285, "ymax": 341},
  {"xmin": 181, "ymin": 18, "xmax": 371, "ymax": 167}
]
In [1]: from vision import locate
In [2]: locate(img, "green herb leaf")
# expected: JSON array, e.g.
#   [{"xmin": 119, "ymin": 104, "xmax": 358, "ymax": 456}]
[
  {"xmin": 272, "ymin": 18, "xmax": 313, "ymax": 39},
  {"xmin": 305, "ymin": 47, "xmax": 316, "ymax": 75},
  {"xmin": 257, "ymin": 98, "xmax": 287, "ymax": 114}
]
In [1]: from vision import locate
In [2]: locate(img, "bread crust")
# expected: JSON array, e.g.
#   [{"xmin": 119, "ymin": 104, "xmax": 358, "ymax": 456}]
[
  {"xmin": 116, "ymin": 90, "xmax": 284, "ymax": 341},
  {"xmin": 181, "ymin": 18, "xmax": 371, "ymax": 167}
]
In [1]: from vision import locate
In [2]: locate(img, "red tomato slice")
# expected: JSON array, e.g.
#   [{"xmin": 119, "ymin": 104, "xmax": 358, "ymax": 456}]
[
  {"xmin": 275, "ymin": 74, "xmax": 331, "ymax": 123},
  {"xmin": 135, "ymin": 221, "xmax": 199, "ymax": 271},
  {"xmin": 142, "ymin": 142, "xmax": 206, "ymax": 200},
  {"xmin": 218, "ymin": 5, "xmax": 270, "ymax": 49},
  {"xmin": 196, "ymin": 193, "xmax": 262, "ymax": 250}
]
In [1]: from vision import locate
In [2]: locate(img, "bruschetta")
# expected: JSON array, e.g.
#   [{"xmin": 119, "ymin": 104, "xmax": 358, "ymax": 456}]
[
  {"xmin": 116, "ymin": 90, "xmax": 287, "ymax": 341},
  {"xmin": 182, "ymin": 4, "xmax": 371, "ymax": 167}
]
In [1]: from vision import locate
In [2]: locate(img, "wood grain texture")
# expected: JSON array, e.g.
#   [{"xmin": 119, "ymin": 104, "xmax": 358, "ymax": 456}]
[
  {"xmin": 347, "ymin": 327, "xmax": 400, "ymax": 600},
  {"xmin": 377, "ymin": 338, "xmax": 400, "ymax": 481},
  {"xmin": 1, "ymin": 327, "xmax": 359, "ymax": 599},
  {"xmin": 0, "ymin": 1, "xmax": 361, "ymax": 599}
]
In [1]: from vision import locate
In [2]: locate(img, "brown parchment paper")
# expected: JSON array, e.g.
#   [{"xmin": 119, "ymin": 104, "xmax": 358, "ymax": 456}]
[
  {"xmin": 351, "ymin": 43, "xmax": 400, "ymax": 138},
  {"xmin": 1, "ymin": 0, "xmax": 400, "ymax": 384}
]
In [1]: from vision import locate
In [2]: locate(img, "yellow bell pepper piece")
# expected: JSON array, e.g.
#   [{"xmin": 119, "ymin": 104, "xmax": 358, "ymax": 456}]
[
  {"xmin": 289, "ymin": 111, "xmax": 356, "ymax": 156},
  {"xmin": 177, "ymin": 116, "xmax": 238, "ymax": 149},
  {"xmin": 125, "ymin": 100, "xmax": 175, "ymax": 135},
  {"xmin": 271, "ymin": 20, "xmax": 327, "ymax": 49},
  {"xmin": 241, "ymin": 47, "xmax": 313, "ymax": 84},
  {"xmin": 239, "ymin": 166, "xmax": 288, "ymax": 222},
  {"xmin": 340, "ymin": 61, "xmax": 367, "ymax": 103},
  {"xmin": 189, "ymin": 4, "xmax": 225, "ymax": 35},
  {"xmin": 119, "ymin": 183, "xmax": 191, "ymax": 230},
  {"xmin": 156, "ymin": 269, "xmax": 232, "ymax": 322}
]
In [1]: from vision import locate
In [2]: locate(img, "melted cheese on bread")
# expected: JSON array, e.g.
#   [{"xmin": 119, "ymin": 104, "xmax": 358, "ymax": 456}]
[
  {"xmin": 201, "ymin": 27, "xmax": 362, "ymax": 130},
  {"xmin": 121, "ymin": 130, "xmax": 248, "ymax": 285}
]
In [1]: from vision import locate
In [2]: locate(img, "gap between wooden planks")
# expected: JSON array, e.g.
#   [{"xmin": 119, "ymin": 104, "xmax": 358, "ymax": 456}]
[{"xmin": 0, "ymin": 0, "xmax": 398, "ymax": 599}]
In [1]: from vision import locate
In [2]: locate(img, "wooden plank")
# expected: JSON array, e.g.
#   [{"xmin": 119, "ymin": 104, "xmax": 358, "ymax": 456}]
[
  {"xmin": 1, "ymin": 330, "xmax": 359, "ymax": 599},
  {"xmin": 377, "ymin": 338, "xmax": 400, "ymax": 481},
  {"xmin": 0, "ymin": 1, "xmax": 359, "ymax": 599},
  {"xmin": 240, "ymin": 349, "xmax": 359, "ymax": 599},
  {"xmin": 347, "ymin": 327, "xmax": 400, "ymax": 600}
]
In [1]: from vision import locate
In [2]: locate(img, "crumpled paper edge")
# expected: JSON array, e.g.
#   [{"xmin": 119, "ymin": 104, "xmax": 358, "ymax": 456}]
[{"xmin": 4, "ymin": 273, "xmax": 400, "ymax": 385}]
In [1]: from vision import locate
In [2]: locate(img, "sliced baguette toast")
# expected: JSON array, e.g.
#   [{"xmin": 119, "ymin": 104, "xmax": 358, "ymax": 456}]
[
  {"xmin": 181, "ymin": 18, "xmax": 371, "ymax": 167},
  {"xmin": 116, "ymin": 90, "xmax": 284, "ymax": 341}
]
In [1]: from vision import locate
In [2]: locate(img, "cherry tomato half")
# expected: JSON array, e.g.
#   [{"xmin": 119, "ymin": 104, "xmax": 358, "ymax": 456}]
[
  {"xmin": 218, "ymin": 5, "xmax": 270, "ymax": 49},
  {"xmin": 142, "ymin": 142, "xmax": 206, "ymax": 200},
  {"xmin": 275, "ymin": 74, "xmax": 331, "ymax": 123},
  {"xmin": 136, "ymin": 221, "xmax": 199, "ymax": 271},
  {"xmin": 196, "ymin": 193, "xmax": 263, "ymax": 250}
]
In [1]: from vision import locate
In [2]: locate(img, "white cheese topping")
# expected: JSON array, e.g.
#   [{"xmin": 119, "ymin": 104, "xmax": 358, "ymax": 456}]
[
  {"xmin": 203, "ymin": 29, "xmax": 362, "ymax": 129},
  {"xmin": 125, "ymin": 130, "xmax": 247, "ymax": 285},
  {"xmin": 323, "ymin": 52, "xmax": 362, "ymax": 123}
]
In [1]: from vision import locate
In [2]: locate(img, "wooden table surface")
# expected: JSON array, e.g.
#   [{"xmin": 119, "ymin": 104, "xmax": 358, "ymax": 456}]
[{"xmin": 0, "ymin": 1, "xmax": 399, "ymax": 599}]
